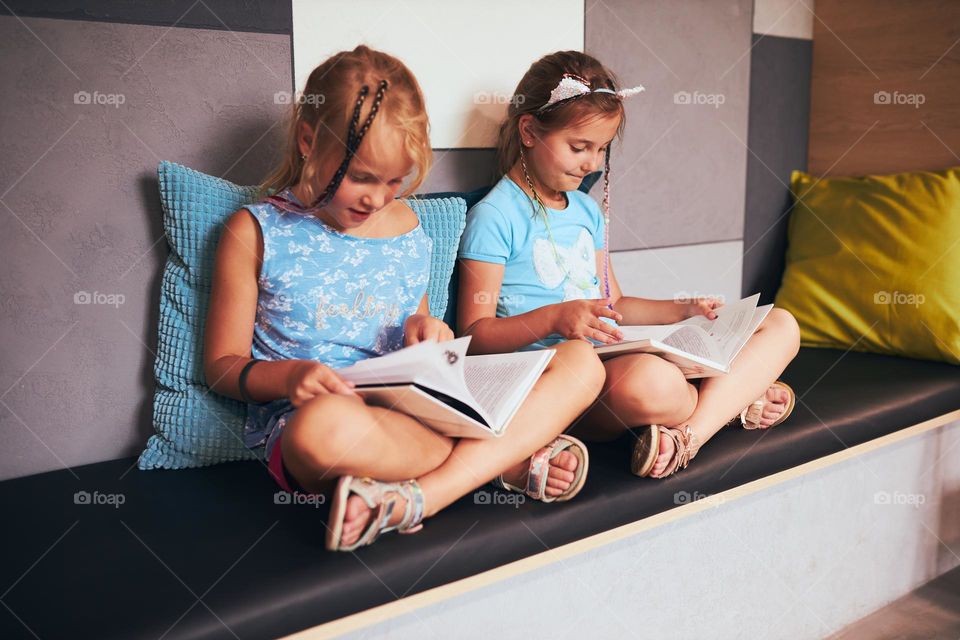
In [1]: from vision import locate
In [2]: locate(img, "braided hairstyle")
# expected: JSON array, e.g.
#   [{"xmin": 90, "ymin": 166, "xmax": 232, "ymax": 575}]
[{"xmin": 260, "ymin": 45, "xmax": 431, "ymax": 207}]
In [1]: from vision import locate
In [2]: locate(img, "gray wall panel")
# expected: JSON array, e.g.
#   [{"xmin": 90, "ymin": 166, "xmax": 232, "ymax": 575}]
[
  {"xmin": 586, "ymin": 0, "xmax": 753, "ymax": 251},
  {"xmin": 0, "ymin": 16, "xmax": 290, "ymax": 480},
  {"xmin": 742, "ymin": 34, "xmax": 812, "ymax": 304},
  {"xmin": 0, "ymin": 0, "xmax": 293, "ymax": 34},
  {"xmin": 419, "ymin": 149, "xmax": 497, "ymax": 194}
]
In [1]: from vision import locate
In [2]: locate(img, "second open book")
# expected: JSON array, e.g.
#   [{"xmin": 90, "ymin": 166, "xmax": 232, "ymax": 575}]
[
  {"xmin": 594, "ymin": 293, "xmax": 773, "ymax": 378},
  {"xmin": 336, "ymin": 336, "xmax": 554, "ymax": 439},
  {"xmin": 335, "ymin": 294, "xmax": 768, "ymax": 439}
]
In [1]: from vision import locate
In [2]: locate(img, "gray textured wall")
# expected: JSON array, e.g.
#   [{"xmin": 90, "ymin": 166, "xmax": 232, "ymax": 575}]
[
  {"xmin": 0, "ymin": 16, "xmax": 290, "ymax": 480},
  {"xmin": 587, "ymin": 0, "xmax": 753, "ymax": 251}
]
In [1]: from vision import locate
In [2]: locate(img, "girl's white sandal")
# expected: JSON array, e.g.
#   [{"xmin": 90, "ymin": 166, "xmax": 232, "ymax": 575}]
[{"xmin": 326, "ymin": 476, "xmax": 425, "ymax": 552}]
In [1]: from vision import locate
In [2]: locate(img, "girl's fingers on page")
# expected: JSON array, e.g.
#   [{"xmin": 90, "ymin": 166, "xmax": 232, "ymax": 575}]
[
  {"xmin": 595, "ymin": 305, "xmax": 624, "ymax": 324},
  {"xmin": 592, "ymin": 318, "xmax": 623, "ymax": 341},
  {"xmin": 593, "ymin": 329, "xmax": 616, "ymax": 344}
]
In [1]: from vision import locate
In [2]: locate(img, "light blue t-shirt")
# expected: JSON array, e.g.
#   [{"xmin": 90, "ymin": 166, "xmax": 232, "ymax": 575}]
[
  {"xmin": 459, "ymin": 175, "xmax": 616, "ymax": 350},
  {"xmin": 241, "ymin": 189, "xmax": 432, "ymax": 458}
]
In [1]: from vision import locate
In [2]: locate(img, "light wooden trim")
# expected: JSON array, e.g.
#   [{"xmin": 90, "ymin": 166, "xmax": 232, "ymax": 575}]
[{"xmin": 285, "ymin": 409, "xmax": 960, "ymax": 639}]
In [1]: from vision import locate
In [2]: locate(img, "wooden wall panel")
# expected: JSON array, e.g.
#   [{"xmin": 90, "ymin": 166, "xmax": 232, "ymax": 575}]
[{"xmin": 809, "ymin": 0, "xmax": 960, "ymax": 176}]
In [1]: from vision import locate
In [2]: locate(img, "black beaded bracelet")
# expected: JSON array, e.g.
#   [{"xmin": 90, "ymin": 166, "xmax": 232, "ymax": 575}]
[{"xmin": 238, "ymin": 358, "xmax": 263, "ymax": 404}]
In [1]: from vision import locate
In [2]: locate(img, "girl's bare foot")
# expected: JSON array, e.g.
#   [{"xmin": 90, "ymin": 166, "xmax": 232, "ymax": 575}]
[
  {"xmin": 752, "ymin": 384, "xmax": 790, "ymax": 429},
  {"xmin": 338, "ymin": 491, "xmax": 402, "ymax": 548},
  {"xmin": 499, "ymin": 450, "xmax": 579, "ymax": 497}
]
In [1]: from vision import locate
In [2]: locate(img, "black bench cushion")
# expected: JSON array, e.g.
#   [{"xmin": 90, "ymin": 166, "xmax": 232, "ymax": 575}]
[{"xmin": 1, "ymin": 348, "xmax": 958, "ymax": 640}]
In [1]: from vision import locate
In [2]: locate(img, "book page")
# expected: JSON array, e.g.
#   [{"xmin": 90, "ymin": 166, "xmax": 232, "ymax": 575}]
[
  {"xmin": 661, "ymin": 325, "xmax": 724, "ymax": 362},
  {"xmin": 616, "ymin": 325, "xmax": 679, "ymax": 343},
  {"xmin": 463, "ymin": 350, "xmax": 554, "ymax": 430},
  {"xmin": 678, "ymin": 293, "xmax": 761, "ymax": 364},
  {"xmin": 339, "ymin": 337, "xmax": 506, "ymax": 429},
  {"xmin": 410, "ymin": 337, "xmax": 473, "ymax": 398},
  {"xmin": 339, "ymin": 337, "xmax": 479, "ymax": 408},
  {"xmin": 723, "ymin": 304, "xmax": 773, "ymax": 363},
  {"xmin": 338, "ymin": 339, "xmax": 441, "ymax": 384},
  {"xmin": 595, "ymin": 338, "xmax": 726, "ymax": 377}
]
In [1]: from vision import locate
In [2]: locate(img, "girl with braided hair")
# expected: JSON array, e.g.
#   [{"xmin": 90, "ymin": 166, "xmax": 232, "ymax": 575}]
[
  {"xmin": 203, "ymin": 46, "xmax": 603, "ymax": 551},
  {"xmin": 458, "ymin": 50, "xmax": 800, "ymax": 480}
]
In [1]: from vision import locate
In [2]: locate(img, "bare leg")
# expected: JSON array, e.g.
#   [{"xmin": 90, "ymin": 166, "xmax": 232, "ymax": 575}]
[
  {"xmin": 281, "ymin": 393, "xmax": 456, "ymax": 489},
  {"xmin": 415, "ymin": 340, "xmax": 605, "ymax": 514},
  {"xmin": 284, "ymin": 339, "xmax": 606, "ymax": 547},
  {"xmin": 649, "ymin": 307, "xmax": 801, "ymax": 476},
  {"xmin": 570, "ymin": 353, "xmax": 699, "ymax": 442}
]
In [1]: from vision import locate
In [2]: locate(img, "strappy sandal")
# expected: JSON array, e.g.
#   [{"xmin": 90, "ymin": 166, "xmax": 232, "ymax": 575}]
[
  {"xmin": 326, "ymin": 476, "xmax": 426, "ymax": 552},
  {"xmin": 728, "ymin": 380, "xmax": 796, "ymax": 430},
  {"xmin": 491, "ymin": 434, "xmax": 589, "ymax": 502},
  {"xmin": 631, "ymin": 425, "xmax": 698, "ymax": 478}
]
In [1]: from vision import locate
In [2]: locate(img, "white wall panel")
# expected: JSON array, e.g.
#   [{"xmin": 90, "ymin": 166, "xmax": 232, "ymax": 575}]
[
  {"xmin": 292, "ymin": 0, "xmax": 584, "ymax": 148},
  {"xmin": 753, "ymin": 0, "xmax": 815, "ymax": 39}
]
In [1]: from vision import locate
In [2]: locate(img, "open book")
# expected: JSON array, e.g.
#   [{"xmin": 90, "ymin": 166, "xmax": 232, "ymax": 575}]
[
  {"xmin": 594, "ymin": 293, "xmax": 773, "ymax": 378},
  {"xmin": 336, "ymin": 336, "xmax": 554, "ymax": 439}
]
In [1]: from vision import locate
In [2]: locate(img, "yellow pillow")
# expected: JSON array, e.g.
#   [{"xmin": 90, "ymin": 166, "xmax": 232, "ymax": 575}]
[{"xmin": 774, "ymin": 167, "xmax": 960, "ymax": 364}]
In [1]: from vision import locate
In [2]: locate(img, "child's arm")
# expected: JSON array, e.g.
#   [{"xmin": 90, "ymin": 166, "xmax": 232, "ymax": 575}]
[
  {"xmin": 203, "ymin": 210, "xmax": 355, "ymax": 406},
  {"xmin": 602, "ymin": 252, "xmax": 721, "ymax": 325},
  {"xmin": 457, "ymin": 259, "xmax": 622, "ymax": 354}
]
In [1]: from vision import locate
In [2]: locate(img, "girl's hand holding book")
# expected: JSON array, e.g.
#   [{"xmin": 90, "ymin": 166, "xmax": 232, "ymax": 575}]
[
  {"xmin": 285, "ymin": 360, "xmax": 357, "ymax": 407},
  {"xmin": 403, "ymin": 314, "xmax": 455, "ymax": 346},
  {"xmin": 550, "ymin": 299, "xmax": 624, "ymax": 344}
]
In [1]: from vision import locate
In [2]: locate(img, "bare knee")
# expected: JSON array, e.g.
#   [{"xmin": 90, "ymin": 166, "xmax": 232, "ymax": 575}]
[
  {"xmin": 549, "ymin": 339, "xmax": 606, "ymax": 399},
  {"xmin": 764, "ymin": 308, "xmax": 801, "ymax": 356},
  {"xmin": 282, "ymin": 394, "xmax": 369, "ymax": 473},
  {"xmin": 606, "ymin": 355, "xmax": 694, "ymax": 424}
]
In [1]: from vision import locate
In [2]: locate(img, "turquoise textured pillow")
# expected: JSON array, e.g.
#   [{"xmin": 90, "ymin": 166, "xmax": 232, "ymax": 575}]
[{"xmin": 139, "ymin": 161, "xmax": 467, "ymax": 470}]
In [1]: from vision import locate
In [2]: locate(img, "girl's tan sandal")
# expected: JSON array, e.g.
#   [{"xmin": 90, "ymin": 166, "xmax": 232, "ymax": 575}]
[
  {"xmin": 729, "ymin": 380, "xmax": 796, "ymax": 430},
  {"xmin": 631, "ymin": 424, "xmax": 698, "ymax": 478}
]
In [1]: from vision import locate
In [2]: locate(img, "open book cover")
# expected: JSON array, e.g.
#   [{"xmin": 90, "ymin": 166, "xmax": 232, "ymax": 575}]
[
  {"xmin": 594, "ymin": 293, "xmax": 773, "ymax": 378},
  {"xmin": 336, "ymin": 336, "xmax": 554, "ymax": 439}
]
